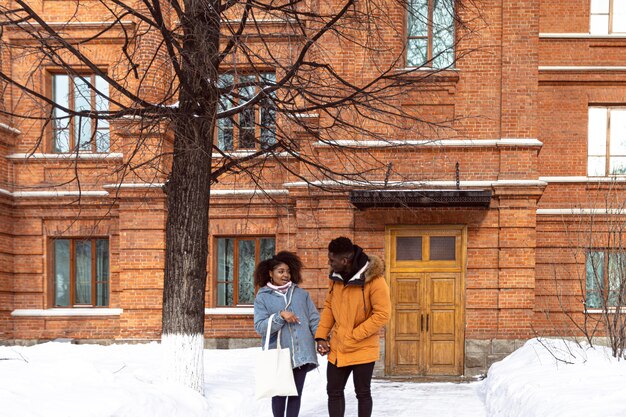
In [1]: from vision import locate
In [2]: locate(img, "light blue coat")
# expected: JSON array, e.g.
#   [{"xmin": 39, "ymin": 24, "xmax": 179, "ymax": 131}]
[{"xmin": 254, "ymin": 284, "xmax": 320, "ymax": 370}]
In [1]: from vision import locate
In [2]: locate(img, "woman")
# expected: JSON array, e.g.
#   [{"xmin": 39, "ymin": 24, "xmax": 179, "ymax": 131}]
[{"xmin": 254, "ymin": 251, "xmax": 320, "ymax": 417}]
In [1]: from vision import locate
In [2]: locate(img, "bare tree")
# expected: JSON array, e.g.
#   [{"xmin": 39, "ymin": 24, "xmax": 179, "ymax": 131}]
[
  {"xmin": 0, "ymin": 0, "xmax": 480, "ymax": 392},
  {"xmin": 537, "ymin": 181, "xmax": 626, "ymax": 360}
]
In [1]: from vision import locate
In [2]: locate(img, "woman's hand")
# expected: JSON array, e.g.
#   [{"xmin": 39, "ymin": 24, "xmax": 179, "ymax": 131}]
[
  {"xmin": 316, "ymin": 340, "xmax": 330, "ymax": 356},
  {"xmin": 280, "ymin": 310, "xmax": 300, "ymax": 324}
]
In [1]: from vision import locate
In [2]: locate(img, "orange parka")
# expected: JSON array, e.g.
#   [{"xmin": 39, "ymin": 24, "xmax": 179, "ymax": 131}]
[{"xmin": 315, "ymin": 254, "xmax": 391, "ymax": 367}]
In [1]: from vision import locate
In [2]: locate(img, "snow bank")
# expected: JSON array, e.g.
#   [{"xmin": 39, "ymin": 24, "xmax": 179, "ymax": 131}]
[
  {"xmin": 0, "ymin": 342, "xmax": 209, "ymax": 417},
  {"xmin": 481, "ymin": 338, "xmax": 626, "ymax": 417}
]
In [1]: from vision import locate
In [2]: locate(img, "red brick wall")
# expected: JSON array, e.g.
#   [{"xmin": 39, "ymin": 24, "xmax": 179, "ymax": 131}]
[
  {"xmin": 1, "ymin": 0, "xmax": 625, "ymax": 347},
  {"xmin": 0, "ymin": 198, "xmax": 13, "ymax": 339},
  {"xmin": 540, "ymin": 0, "xmax": 589, "ymax": 33}
]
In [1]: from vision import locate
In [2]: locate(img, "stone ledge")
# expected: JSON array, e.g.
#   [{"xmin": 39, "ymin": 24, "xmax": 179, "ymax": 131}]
[{"xmin": 464, "ymin": 338, "xmax": 528, "ymax": 376}]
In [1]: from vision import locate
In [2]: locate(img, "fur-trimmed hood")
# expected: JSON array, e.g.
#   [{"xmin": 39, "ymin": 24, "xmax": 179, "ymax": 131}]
[{"xmin": 362, "ymin": 255, "xmax": 384, "ymax": 282}]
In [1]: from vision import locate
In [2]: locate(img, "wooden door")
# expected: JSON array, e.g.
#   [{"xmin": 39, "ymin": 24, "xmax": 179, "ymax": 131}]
[{"xmin": 385, "ymin": 226, "xmax": 466, "ymax": 376}]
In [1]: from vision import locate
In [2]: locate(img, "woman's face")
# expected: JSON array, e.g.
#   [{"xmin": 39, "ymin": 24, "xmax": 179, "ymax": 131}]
[{"xmin": 269, "ymin": 262, "xmax": 291, "ymax": 286}]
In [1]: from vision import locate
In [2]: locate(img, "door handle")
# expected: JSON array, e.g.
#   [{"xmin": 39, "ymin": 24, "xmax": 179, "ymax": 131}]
[
  {"xmin": 420, "ymin": 314, "xmax": 424, "ymax": 332},
  {"xmin": 426, "ymin": 314, "xmax": 429, "ymax": 332}
]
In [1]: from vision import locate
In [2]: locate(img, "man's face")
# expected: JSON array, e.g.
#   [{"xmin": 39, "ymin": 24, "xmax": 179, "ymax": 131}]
[{"xmin": 328, "ymin": 252, "xmax": 350, "ymax": 275}]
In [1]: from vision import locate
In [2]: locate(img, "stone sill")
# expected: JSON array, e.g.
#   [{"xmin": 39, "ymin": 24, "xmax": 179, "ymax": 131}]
[
  {"xmin": 211, "ymin": 151, "xmax": 298, "ymax": 159},
  {"xmin": 313, "ymin": 138, "xmax": 542, "ymax": 148},
  {"xmin": 540, "ymin": 176, "xmax": 626, "ymax": 183},
  {"xmin": 0, "ymin": 122, "xmax": 21, "ymax": 135},
  {"xmin": 540, "ymin": 33, "xmax": 626, "ymax": 39},
  {"xmin": 6, "ymin": 153, "xmax": 123, "ymax": 160},
  {"xmin": 11, "ymin": 308, "xmax": 123, "ymax": 317},
  {"xmin": 537, "ymin": 208, "xmax": 626, "ymax": 215},
  {"xmin": 205, "ymin": 307, "xmax": 254, "ymax": 316},
  {"xmin": 539, "ymin": 66, "xmax": 626, "ymax": 72},
  {"xmin": 587, "ymin": 308, "xmax": 620, "ymax": 314}
]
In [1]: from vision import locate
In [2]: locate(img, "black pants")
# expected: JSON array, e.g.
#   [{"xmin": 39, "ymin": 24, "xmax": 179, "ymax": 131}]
[
  {"xmin": 327, "ymin": 361, "xmax": 375, "ymax": 417},
  {"xmin": 271, "ymin": 365, "xmax": 308, "ymax": 417}
]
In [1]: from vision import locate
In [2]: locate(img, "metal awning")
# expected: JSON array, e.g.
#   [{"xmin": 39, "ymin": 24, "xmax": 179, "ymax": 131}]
[{"xmin": 349, "ymin": 189, "xmax": 492, "ymax": 209}]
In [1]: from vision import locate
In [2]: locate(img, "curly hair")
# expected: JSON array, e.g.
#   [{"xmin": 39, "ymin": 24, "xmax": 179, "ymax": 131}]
[{"xmin": 253, "ymin": 250, "xmax": 303, "ymax": 287}]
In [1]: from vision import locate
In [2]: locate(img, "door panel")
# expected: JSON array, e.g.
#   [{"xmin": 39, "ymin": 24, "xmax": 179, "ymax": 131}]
[
  {"xmin": 389, "ymin": 274, "xmax": 423, "ymax": 374},
  {"xmin": 431, "ymin": 310, "xmax": 455, "ymax": 337},
  {"xmin": 431, "ymin": 277, "xmax": 455, "ymax": 305},
  {"xmin": 396, "ymin": 341, "xmax": 420, "ymax": 366},
  {"xmin": 386, "ymin": 226, "xmax": 466, "ymax": 377},
  {"xmin": 396, "ymin": 311, "xmax": 420, "ymax": 335},
  {"xmin": 430, "ymin": 341, "xmax": 456, "ymax": 366},
  {"xmin": 428, "ymin": 274, "xmax": 461, "ymax": 374},
  {"xmin": 396, "ymin": 280, "xmax": 421, "ymax": 305}
]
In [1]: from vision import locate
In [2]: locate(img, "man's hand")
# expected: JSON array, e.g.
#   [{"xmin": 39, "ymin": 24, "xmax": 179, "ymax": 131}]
[
  {"xmin": 280, "ymin": 310, "xmax": 300, "ymax": 324},
  {"xmin": 316, "ymin": 339, "xmax": 330, "ymax": 356}
]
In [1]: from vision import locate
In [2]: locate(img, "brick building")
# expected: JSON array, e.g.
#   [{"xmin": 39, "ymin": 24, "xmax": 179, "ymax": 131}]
[{"xmin": 1, "ymin": 0, "xmax": 625, "ymax": 377}]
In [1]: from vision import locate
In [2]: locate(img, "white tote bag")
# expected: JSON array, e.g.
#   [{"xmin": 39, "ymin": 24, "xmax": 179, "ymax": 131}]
[{"xmin": 255, "ymin": 313, "xmax": 298, "ymax": 400}]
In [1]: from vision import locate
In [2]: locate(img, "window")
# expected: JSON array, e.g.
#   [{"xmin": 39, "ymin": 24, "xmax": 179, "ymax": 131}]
[
  {"xmin": 52, "ymin": 74, "xmax": 110, "ymax": 153},
  {"xmin": 217, "ymin": 73, "xmax": 276, "ymax": 151},
  {"xmin": 215, "ymin": 236, "xmax": 275, "ymax": 306},
  {"xmin": 590, "ymin": 0, "xmax": 626, "ymax": 34},
  {"xmin": 395, "ymin": 235, "xmax": 456, "ymax": 262},
  {"xmin": 406, "ymin": 0, "xmax": 455, "ymax": 68},
  {"xmin": 586, "ymin": 250, "xmax": 625, "ymax": 308},
  {"xmin": 588, "ymin": 107, "xmax": 626, "ymax": 176},
  {"xmin": 52, "ymin": 238, "xmax": 110, "ymax": 307}
]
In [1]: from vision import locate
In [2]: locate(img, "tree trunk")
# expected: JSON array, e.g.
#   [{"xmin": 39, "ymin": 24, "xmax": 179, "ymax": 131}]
[
  {"xmin": 162, "ymin": 123, "xmax": 212, "ymax": 392},
  {"xmin": 161, "ymin": 0, "xmax": 220, "ymax": 394}
]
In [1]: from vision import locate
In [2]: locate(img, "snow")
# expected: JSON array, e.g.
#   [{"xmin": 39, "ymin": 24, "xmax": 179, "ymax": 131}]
[
  {"xmin": 481, "ymin": 338, "xmax": 626, "ymax": 417},
  {"xmin": 0, "ymin": 338, "xmax": 624, "ymax": 417}
]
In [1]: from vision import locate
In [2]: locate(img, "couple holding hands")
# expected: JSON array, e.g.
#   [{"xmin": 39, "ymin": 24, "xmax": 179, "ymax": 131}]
[{"xmin": 253, "ymin": 237, "xmax": 392, "ymax": 417}]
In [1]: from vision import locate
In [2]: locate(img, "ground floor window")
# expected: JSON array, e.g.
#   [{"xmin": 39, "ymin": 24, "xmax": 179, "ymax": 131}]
[
  {"xmin": 52, "ymin": 238, "xmax": 109, "ymax": 307},
  {"xmin": 215, "ymin": 236, "xmax": 275, "ymax": 306},
  {"xmin": 586, "ymin": 250, "xmax": 625, "ymax": 308}
]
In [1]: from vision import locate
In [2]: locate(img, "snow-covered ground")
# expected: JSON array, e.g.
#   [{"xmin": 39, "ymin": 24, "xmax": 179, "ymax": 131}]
[
  {"xmin": 0, "ymin": 341, "xmax": 484, "ymax": 417},
  {"xmin": 481, "ymin": 338, "xmax": 626, "ymax": 417},
  {"xmin": 0, "ymin": 338, "xmax": 624, "ymax": 417}
]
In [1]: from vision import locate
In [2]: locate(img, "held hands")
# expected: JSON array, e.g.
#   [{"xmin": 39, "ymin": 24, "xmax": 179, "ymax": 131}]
[
  {"xmin": 316, "ymin": 340, "xmax": 330, "ymax": 356},
  {"xmin": 280, "ymin": 310, "xmax": 300, "ymax": 324}
]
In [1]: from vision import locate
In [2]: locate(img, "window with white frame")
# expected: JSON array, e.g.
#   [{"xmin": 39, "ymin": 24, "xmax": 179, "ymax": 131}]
[
  {"xmin": 590, "ymin": 0, "xmax": 626, "ymax": 35},
  {"xmin": 52, "ymin": 74, "xmax": 110, "ymax": 153},
  {"xmin": 215, "ymin": 236, "xmax": 275, "ymax": 306},
  {"xmin": 217, "ymin": 72, "xmax": 276, "ymax": 151},
  {"xmin": 406, "ymin": 0, "xmax": 455, "ymax": 68},
  {"xmin": 586, "ymin": 250, "xmax": 625, "ymax": 309},
  {"xmin": 588, "ymin": 107, "xmax": 626, "ymax": 176},
  {"xmin": 53, "ymin": 238, "xmax": 110, "ymax": 307}
]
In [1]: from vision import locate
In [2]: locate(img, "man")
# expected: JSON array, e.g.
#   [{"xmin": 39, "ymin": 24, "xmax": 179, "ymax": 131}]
[{"xmin": 315, "ymin": 237, "xmax": 391, "ymax": 417}]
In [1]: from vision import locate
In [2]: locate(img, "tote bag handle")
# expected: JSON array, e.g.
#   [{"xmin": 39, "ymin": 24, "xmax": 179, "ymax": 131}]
[{"xmin": 264, "ymin": 313, "xmax": 283, "ymax": 351}]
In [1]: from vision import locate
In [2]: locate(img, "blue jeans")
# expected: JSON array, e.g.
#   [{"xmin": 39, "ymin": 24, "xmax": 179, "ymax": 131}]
[{"xmin": 271, "ymin": 365, "xmax": 309, "ymax": 417}]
